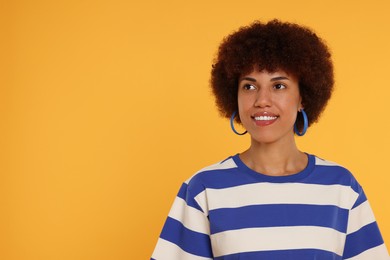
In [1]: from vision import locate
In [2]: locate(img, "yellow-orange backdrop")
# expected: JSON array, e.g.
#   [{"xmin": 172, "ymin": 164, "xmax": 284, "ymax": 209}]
[{"xmin": 1, "ymin": 0, "xmax": 389, "ymax": 259}]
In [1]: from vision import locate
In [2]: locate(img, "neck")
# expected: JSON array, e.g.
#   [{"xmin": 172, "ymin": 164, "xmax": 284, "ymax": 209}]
[{"xmin": 240, "ymin": 135, "xmax": 307, "ymax": 176}]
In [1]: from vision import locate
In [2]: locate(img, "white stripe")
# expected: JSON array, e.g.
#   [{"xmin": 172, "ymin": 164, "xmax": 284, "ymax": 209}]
[
  {"xmin": 151, "ymin": 238, "xmax": 213, "ymax": 260},
  {"xmin": 195, "ymin": 189, "xmax": 210, "ymax": 216},
  {"xmin": 210, "ymin": 226, "xmax": 345, "ymax": 257},
  {"xmin": 168, "ymin": 197, "xmax": 210, "ymax": 235},
  {"xmin": 196, "ymin": 182, "xmax": 358, "ymax": 211},
  {"xmin": 315, "ymin": 157, "xmax": 340, "ymax": 166},
  {"xmin": 185, "ymin": 158, "xmax": 237, "ymax": 184},
  {"xmin": 344, "ymin": 244, "xmax": 390, "ymax": 260},
  {"xmin": 347, "ymin": 200, "xmax": 376, "ymax": 234}
]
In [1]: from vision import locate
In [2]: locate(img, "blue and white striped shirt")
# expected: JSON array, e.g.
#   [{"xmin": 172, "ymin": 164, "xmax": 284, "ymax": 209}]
[{"xmin": 152, "ymin": 154, "xmax": 389, "ymax": 259}]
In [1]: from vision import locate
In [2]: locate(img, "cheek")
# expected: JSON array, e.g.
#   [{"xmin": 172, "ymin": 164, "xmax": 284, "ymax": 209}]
[
  {"xmin": 287, "ymin": 100, "xmax": 301, "ymax": 122},
  {"xmin": 238, "ymin": 93, "xmax": 254, "ymax": 108},
  {"xmin": 281, "ymin": 98, "xmax": 300, "ymax": 115},
  {"xmin": 287, "ymin": 94, "xmax": 302, "ymax": 110},
  {"xmin": 237, "ymin": 94, "xmax": 247, "ymax": 112}
]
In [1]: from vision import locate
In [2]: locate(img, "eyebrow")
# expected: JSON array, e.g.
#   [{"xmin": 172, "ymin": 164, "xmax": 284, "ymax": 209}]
[{"xmin": 240, "ymin": 76, "xmax": 290, "ymax": 82}]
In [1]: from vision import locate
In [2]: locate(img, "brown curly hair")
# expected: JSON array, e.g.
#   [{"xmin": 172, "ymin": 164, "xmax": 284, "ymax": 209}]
[{"xmin": 211, "ymin": 19, "xmax": 334, "ymax": 132}]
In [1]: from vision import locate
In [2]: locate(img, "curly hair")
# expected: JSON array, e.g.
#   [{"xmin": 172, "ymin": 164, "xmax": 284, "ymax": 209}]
[{"xmin": 210, "ymin": 19, "xmax": 334, "ymax": 132}]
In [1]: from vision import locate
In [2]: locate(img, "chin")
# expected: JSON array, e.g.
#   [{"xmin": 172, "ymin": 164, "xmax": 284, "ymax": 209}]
[
  {"xmin": 249, "ymin": 131, "xmax": 294, "ymax": 145},
  {"xmin": 250, "ymin": 135, "xmax": 280, "ymax": 144}
]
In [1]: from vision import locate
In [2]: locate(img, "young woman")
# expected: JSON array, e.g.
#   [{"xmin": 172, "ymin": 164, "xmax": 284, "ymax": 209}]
[{"xmin": 151, "ymin": 20, "xmax": 389, "ymax": 260}]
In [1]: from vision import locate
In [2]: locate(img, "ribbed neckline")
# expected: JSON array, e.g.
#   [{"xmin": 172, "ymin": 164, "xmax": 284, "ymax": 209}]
[{"xmin": 232, "ymin": 153, "xmax": 315, "ymax": 183}]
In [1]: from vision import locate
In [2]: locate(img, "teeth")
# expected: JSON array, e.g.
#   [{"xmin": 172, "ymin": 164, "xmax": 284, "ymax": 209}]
[{"xmin": 254, "ymin": 116, "xmax": 278, "ymax": 121}]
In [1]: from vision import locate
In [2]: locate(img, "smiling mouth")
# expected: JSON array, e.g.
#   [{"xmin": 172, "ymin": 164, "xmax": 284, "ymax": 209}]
[{"xmin": 253, "ymin": 116, "xmax": 279, "ymax": 121}]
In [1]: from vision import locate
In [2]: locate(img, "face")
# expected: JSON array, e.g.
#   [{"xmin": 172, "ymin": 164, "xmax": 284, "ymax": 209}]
[{"xmin": 237, "ymin": 68, "xmax": 302, "ymax": 144}]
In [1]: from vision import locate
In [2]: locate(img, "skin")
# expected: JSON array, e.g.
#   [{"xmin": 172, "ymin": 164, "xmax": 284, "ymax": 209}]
[{"xmin": 237, "ymin": 67, "xmax": 308, "ymax": 176}]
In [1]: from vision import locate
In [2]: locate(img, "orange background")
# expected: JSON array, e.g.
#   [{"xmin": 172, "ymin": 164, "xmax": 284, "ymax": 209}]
[{"xmin": 1, "ymin": 0, "xmax": 389, "ymax": 259}]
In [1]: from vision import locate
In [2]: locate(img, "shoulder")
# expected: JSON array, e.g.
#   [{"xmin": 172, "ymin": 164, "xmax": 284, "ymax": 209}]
[
  {"xmin": 181, "ymin": 155, "xmax": 239, "ymax": 195},
  {"xmin": 188, "ymin": 156, "xmax": 238, "ymax": 180},
  {"xmin": 186, "ymin": 156, "xmax": 238, "ymax": 183},
  {"xmin": 312, "ymin": 155, "xmax": 361, "ymax": 192},
  {"xmin": 313, "ymin": 155, "xmax": 351, "ymax": 174}
]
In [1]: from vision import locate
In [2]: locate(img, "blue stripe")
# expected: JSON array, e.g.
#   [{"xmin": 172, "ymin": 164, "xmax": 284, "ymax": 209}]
[
  {"xmin": 177, "ymin": 183, "xmax": 187, "ymax": 200},
  {"xmin": 305, "ymin": 165, "xmax": 354, "ymax": 186},
  {"xmin": 352, "ymin": 188, "xmax": 367, "ymax": 209},
  {"xmin": 160, "ymin": 217, "xmax": 212, "ymax": 258},
  {"xmin": 209, "ymin": 204, "xmax": 348, "ymax": 234},
  {"xmin": 176, "ymin": 182, "xmax": 204, "ymax": 211},
  {"xmin": 186, "ymin": 154, "xmax": 357, "ymax": 192},
  {"xmin": 343, "ymin": 221, "xmax": 384, "ymax": 259},
  {"xmin": 232, "ymin": 154, "xmax": 316, "ymax": 182},
  {"xmin": 188, "ymin": 166, "xmax": 248, "ymax": 192},
  {"xmin": 214, "ymin": 248, "xmax": 341, "ymax": 259}
]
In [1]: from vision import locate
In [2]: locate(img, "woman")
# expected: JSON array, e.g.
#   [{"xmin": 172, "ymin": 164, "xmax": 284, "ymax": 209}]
[{"xmin": 151, "ymin": 20, "xmax": 389, "ymax": 259}]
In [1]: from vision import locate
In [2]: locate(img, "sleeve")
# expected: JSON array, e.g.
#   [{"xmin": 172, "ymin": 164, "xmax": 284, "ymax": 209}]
[
  {"xmin": 342, "ymin": 184, "xmax": 389, "ymax": 260},
  {"xmin": 151, "ymin": 182, "xmax": 213, "ymax": 260}
]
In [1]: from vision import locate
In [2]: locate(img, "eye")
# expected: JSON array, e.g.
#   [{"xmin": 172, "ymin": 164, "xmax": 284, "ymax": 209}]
[
  {"xmin": 243, "ymin": 84, "xmax": 256, "ymax": 90},
  {"xmin": 274, "ymin": 83, "xmax": 286, "ymax": 90}
]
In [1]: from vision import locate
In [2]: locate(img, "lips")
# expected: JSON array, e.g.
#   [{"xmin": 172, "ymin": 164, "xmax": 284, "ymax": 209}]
[
  {"xmin": 254, "ymin": 115, "xmax": 278, "ymax": 121},
  {"xmin": 252, "ymin": 112, "xmax": 279, "ymax": 126}
]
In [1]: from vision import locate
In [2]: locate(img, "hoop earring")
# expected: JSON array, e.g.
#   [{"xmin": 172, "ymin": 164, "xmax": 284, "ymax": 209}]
[
  {"xmin": 294, "ymin": 109, "xmax": 308, "ymax": 136},
  {"xmin": 230, "ymin": 111, "xmax": 247, "ymax": 135}
]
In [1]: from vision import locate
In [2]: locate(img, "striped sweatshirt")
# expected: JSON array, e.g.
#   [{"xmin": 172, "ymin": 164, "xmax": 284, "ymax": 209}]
[{"xmin": 151, "ymin": 154, "xmax": 389, "ymax": 259}]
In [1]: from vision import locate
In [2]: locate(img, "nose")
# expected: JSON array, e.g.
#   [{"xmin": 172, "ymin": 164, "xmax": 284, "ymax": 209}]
[{"xmin": 254, "ymin": 88, "xmax": 272, "ymax": 108}]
